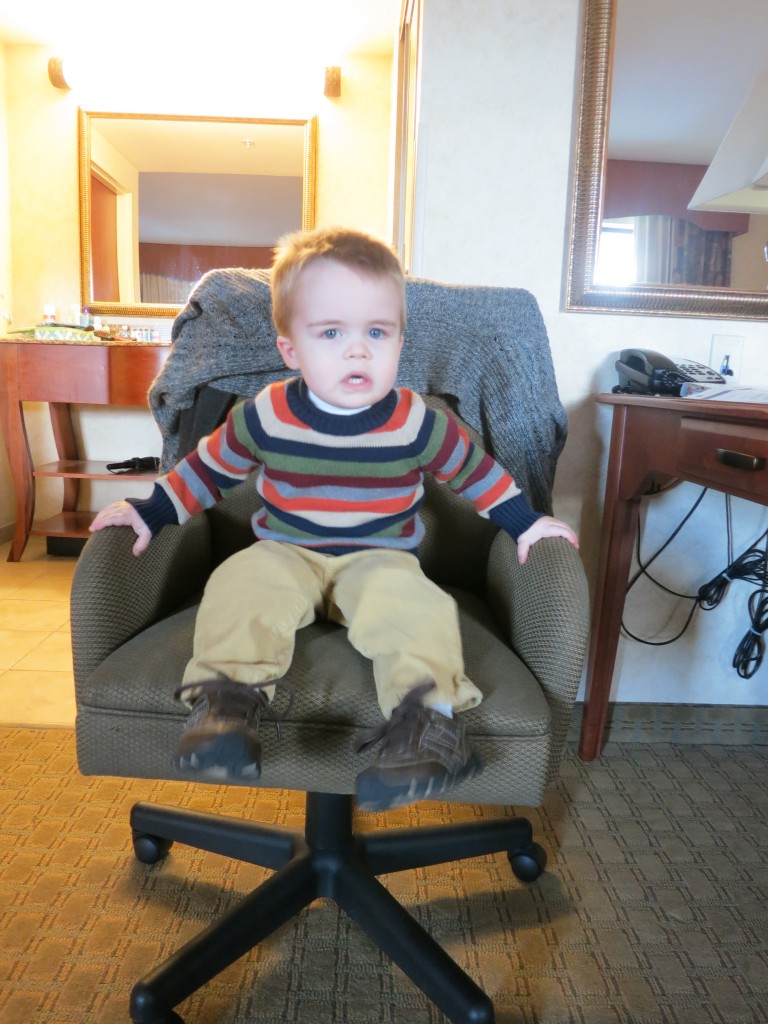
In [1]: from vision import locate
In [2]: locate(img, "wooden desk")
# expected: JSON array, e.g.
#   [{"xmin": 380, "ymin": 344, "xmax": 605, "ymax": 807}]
[
  {"xmin": 580, "ymin": 392, "xmax": 768, "ymax": 760},
  {"xmin": 0, "ymin": 339, "xmax": 169, "ymax": 561}
]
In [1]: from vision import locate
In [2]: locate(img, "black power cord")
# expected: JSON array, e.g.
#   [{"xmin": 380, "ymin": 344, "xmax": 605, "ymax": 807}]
[
  {"xmin": 621, "ymin": 488, "xmax": 707, "ymax": 646},
  {"xmin": 698, "ymin": 541, "xmax": 767, "ymax": 609},
  {"xmin": 730, "ymin": 533, "xmax": 768, "ymax": 679},
  {"xmin": 622, "ymin": 489, "xmax": 768, "ymax": 676}
]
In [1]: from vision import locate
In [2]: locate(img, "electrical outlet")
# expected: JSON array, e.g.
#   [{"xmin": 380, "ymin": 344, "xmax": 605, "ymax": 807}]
[{"xmin": 710, "ymin": 335, "xmax": 744, "ymax": 383}]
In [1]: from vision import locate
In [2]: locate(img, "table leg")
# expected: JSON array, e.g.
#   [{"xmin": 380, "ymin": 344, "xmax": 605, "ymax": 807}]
[
  {"xmin": 0, "ymin": 348, "xmax": 34, "ymax": 561},
  {"xmin": 579, "ymin": 491, "xmax": 641, "ymax": 759},
  {"xmin": 579, "ymin": 406, "xmax": 644, "ymax": 760},
  {"xmin": 50, "ymin": 402, "xmax": 79, "ymax": 511}
]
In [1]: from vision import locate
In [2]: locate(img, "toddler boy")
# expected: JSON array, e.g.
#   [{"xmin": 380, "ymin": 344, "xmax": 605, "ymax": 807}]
[{"xmin": 90, "ymin": 227, "xmax": 578, "ymax": 811}]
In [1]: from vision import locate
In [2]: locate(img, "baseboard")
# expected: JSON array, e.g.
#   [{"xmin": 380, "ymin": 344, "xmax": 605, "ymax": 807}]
[
  {"xmin": 0, "ymin": 523, "xmax": 14, "ymax": 545},
  {"xmin": 569, "ymin": 702, "xmax": 768, "ymax": 745}
]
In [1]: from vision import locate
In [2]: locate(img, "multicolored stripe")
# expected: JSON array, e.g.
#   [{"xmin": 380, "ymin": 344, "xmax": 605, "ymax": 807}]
[{"xmin": 130, "ymin": 378, "xmax": 541, "ymax": 553}]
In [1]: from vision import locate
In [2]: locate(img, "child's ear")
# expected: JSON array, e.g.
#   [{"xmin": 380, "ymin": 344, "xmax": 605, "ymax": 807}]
[{"xmin": 276, "ymin": 336, "xmax": 299, "ymax": 369}]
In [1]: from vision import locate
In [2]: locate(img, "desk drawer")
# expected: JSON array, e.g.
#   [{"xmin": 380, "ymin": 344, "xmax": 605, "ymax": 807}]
[{"xmin": 676, "ymin": 418, "xmax": 768, "ymax": 498}]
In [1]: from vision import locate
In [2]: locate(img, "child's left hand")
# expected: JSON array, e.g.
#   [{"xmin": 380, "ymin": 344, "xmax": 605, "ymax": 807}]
[{"xmin": 516, "ymin": 516, "xmax": 579, "ymax": 565}]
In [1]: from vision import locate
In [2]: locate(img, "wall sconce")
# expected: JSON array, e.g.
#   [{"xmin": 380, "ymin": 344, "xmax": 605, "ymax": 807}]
[
  {"xmin": 324, "ymin": 66, "xmax": 341, "ymax": 98},
  {"xmin": 47, "ymin": 57, "xmax": 70, "ymax": 90}
]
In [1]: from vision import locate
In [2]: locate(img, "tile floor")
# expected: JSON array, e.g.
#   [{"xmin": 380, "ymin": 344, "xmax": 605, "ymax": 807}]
[{"xmin": 0, "ymin": 536, "xmax": 77, "ymax": 727}]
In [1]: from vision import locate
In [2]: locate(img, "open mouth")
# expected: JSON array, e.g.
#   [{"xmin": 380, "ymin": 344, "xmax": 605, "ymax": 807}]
[{"xmin": 344, "ymin": 373, "xmax": 370, "ymax": 387}]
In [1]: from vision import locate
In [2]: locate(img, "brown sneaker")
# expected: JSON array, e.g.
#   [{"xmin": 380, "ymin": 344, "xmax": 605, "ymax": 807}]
[
  {"xmin": 355, "ymin": 683, "xmax": 483, "ymax": 811},
  {"xmin": 172, "ymin": 678, "xmax": 293, "ymax": 780}
]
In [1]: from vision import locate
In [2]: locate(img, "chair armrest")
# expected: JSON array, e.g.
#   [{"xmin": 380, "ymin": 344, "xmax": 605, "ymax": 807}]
[
  {"xmin": 485, "ymin": 530, "xmax": 590, "ymax": 778},
  {"xmin": 70, "ymin": 515, "xmax": 212, "ymax": 690}
]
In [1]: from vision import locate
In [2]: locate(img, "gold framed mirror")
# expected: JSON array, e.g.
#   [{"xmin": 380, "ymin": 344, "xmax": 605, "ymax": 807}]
[
  {"xmin": 78, "ymin": 110, "xmax": 318, "ymax": 318},
  {"xmin": 566, "ymin": 0, "xmax": 768, "ymax": 319}
]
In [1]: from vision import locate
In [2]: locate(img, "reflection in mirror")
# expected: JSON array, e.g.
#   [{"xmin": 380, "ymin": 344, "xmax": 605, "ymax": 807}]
[
  {"xmin": 79, "ymin": 111, "xmax": 318, "ymax": 318},
  {"xmin": 566, "ymin": 0, "xmax": 768, "ymax": 318}
]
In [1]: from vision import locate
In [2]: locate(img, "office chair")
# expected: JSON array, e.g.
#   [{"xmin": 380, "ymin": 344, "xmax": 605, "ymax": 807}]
[{"xmin": 71, "ymin": 274, "xmax": 589, "ymax": 1024}]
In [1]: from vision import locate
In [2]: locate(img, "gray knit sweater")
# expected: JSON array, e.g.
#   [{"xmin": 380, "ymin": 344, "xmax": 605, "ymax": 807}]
[{"xmin": 148, "ymin": 268, "xmax": 567, "ymax": 514}]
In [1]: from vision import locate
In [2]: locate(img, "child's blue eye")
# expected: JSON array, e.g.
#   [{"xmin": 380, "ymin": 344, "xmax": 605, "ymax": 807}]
[
  {"xmin": 324, "ymin": 329, "xmax": 338, "ymax": 339},
  {"xmin": 369, "ymin": 328, "xmax": 383, "ymax": 339}
]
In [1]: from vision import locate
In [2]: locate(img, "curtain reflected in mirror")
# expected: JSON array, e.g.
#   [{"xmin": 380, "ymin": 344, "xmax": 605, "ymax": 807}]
[
  {"xmin": 596, "ymin": 216, "xmax": 741, "ymax": 289},
  {"xmin": 566, "ymin": 0, "xmax": 768, "ymax": 318},
  {"xmin": 79, "ymin": 111, "xmax": 318, "ymax": 318},
  {"xmin": 595, "ymin": 158, "xmax": 768, "ymax": 291}
]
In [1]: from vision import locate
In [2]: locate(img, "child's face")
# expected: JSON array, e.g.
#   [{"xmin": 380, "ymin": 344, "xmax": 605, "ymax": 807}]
[{"xmin": 276, "ymin": 259, "xmax": 404, "ymax": 409}]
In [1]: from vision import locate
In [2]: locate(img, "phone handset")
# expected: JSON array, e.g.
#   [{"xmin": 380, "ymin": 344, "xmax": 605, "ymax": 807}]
[{"xmin": 615, "ymin": 348, "xmax": 725, "ymax": 396}]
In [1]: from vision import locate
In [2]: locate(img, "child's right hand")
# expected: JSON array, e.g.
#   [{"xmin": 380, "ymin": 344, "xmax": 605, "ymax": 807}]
[{"xmin": 89, "ymin": 500, "xmax": 152, "ymax": 556}]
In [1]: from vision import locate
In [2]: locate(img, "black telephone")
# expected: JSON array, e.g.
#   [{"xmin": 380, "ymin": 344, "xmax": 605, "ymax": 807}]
[{"xmin": 614, "ymin": 348, "xmax": 726, "ymax": 396}]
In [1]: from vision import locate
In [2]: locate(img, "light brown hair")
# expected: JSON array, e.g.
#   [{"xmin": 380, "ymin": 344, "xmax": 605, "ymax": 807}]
[{"xmin": 271, "ymin": 226, "xmax": 406, "ymax": 336}]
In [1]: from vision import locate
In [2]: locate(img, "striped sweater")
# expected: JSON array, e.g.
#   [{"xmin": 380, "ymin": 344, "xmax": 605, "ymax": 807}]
[{"xmin": 129, "ymin": 378, "xmax": 542, "ymax": 555}]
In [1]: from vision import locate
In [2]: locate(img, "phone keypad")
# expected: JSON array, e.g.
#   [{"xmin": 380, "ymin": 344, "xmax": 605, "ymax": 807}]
[{"xmin": 674, "ymin": 361, "xmax": 725, "ymax": 384}]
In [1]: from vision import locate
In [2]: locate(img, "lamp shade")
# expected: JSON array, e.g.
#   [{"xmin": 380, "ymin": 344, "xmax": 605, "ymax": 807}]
[{"xmin": 688, "ymin": 69, "xmax": 768, "ymax": 214}]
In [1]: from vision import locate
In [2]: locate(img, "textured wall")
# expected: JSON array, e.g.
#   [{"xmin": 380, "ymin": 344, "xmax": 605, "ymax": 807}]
[{"xmin": 415, "ymin": 0, "xmax": 768, "ymax": 706}]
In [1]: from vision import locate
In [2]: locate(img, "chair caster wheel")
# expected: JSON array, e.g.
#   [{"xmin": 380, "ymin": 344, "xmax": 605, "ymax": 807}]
[
  {"xmin": 132, "ymin": 831, "xmax": 173, "ymax": 865},
  {"xmin": 508, "ymin": 841, "xmax": 547, "ymax": 882},
  {"xmin": 130, "ymin": 984, "xmax": 185, "ymax": 1022}
]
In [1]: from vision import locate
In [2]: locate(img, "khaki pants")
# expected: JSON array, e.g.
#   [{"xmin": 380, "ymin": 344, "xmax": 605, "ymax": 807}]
[{"xmin": 183, "ymin": 540, "xmax": 483, "ymax": 718}]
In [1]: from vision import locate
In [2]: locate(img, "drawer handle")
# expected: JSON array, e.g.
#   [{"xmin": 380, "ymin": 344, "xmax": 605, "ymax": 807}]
[{"xmin": 716, "ymin": 448, "xmax": 766, "ymax": 472}]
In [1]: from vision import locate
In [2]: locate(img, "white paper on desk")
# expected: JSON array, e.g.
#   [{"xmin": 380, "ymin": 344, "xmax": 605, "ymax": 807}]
[{"xmin": 680, "ymin": 383, "xmax": 768, "ymax": 403}]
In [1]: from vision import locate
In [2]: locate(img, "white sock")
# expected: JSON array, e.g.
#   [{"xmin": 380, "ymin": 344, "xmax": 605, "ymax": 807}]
[{"xmin": 429, "ymin": 701, "xmax": 454, "ymax": 719}]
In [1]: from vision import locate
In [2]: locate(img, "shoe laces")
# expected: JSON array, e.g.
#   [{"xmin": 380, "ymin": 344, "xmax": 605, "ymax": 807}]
[
  {"xmin": 355, "ymin": 681, "xmax": 436, "ymax": 754},
  {"xmin": 174, "ymin": 678, "xmax": 295, "ymax": 741}
]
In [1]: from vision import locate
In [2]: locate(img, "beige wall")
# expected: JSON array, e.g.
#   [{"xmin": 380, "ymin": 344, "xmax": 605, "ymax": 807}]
[
  {"xmin": 0, "ymin": 44, "xmax": 10, "ymax": 330},
  {"xmin": 0, "ymin": 46, "xmax": 393, "ymax": 532},
  {"xmin": 0, "ymin": 44, "xmax": 10, "ymax": 526}
]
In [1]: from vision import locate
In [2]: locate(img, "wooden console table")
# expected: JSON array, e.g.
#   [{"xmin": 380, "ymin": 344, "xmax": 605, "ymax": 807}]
[
  {"xmin": 580, "ymin": 392, "xmax": 768, "ymax": 760},
  {"xmin": 0, "ymin": 338, "xmax": 169, "ymax": 561}
]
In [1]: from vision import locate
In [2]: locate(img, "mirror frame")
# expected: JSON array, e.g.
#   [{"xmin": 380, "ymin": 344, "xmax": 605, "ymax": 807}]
[
  {"xmin": 78, "ymin": 109, "xmax": 318, "ymax": 318},
  {"xmin": 565, "ymin": 0, "xmax": 768, "ymax": 320}
]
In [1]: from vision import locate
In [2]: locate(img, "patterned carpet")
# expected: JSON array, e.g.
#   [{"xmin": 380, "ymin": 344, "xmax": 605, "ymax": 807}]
[{"xmin": 1, "ymin": 727, "xmax": 766, "ymax": 1024}]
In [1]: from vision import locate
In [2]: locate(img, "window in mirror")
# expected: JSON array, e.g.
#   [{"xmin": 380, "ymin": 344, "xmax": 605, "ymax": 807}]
[
  {"xmin": 79, "ymin": 111, "xmax": 318, "ymax": 318},
  {"xmin": 595, "ymin": 219, "xmax": 635, "ymax": 286}
]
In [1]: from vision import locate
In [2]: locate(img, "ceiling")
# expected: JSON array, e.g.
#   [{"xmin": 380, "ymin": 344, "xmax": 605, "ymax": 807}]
[
  {"xmin": 0, "ymin": 0, "xmax": 399, "ymax": 56},
  {"xmin": 90, "ymin": 114, "xmax": 307, "ymax": 176},
  {"xmin": 609, "ymin": 0, "xmax": 768, "ymax": 165}
]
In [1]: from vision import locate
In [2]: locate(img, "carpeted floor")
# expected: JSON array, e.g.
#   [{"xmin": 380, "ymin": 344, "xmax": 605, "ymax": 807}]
[{"xmin": 1, "ymin": 727, "xmax": 766, "ymax": 1024}]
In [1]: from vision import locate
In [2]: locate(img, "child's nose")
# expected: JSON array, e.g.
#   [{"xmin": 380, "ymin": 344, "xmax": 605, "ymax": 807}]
[{"xmin": 345, "ymin": 334, "xmax": 371, "ymax": 357}]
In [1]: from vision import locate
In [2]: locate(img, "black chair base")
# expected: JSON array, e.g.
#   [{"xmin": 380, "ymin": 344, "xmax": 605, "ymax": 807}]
[{"xmin": 128, "ymin": 791, "xmax": 547, "ymax": 1024}]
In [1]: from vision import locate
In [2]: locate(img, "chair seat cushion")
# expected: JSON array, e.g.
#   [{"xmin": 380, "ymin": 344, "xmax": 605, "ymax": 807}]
[{"xmin": 76, "ymin": 588, "xmax": 552, "ymax": 805}]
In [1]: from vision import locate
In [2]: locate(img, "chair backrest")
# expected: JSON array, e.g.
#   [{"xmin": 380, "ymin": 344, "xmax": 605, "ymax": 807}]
[{"xmin": 151, "ymin": 271, "xmax": 567, "ymax": 516}]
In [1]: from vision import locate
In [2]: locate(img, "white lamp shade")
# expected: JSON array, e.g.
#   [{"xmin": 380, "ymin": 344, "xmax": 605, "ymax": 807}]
[{"xmin": 689, "ymin": 69, "xmax": 768, "ymax": 213}]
